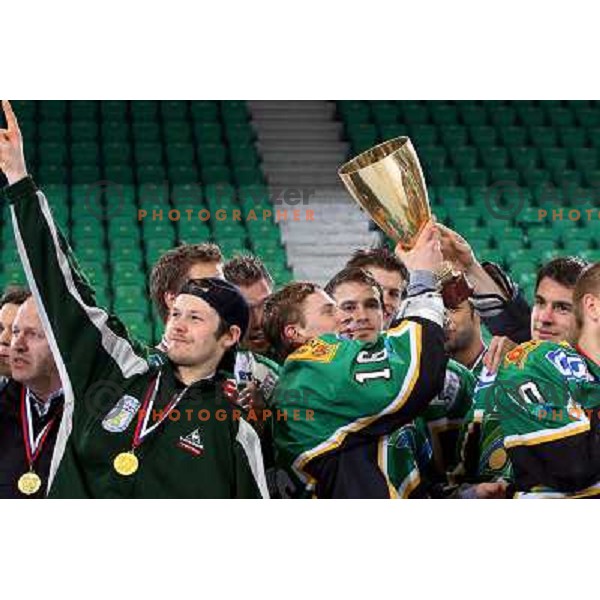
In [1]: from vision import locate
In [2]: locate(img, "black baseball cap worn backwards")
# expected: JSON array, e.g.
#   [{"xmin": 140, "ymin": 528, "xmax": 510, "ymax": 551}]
[{"xmin": 179, "ymin": 277, "xmax": 250, "ymax": 338}]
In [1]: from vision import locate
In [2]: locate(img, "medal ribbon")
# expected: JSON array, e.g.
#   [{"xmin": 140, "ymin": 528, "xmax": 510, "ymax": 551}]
[
  {"xmin": 20, "ymin": 386, "xmax": 60, "ymax": 469},
  {"xmin": 131, "ymin": 371, "xmax": 189, "ymax": 450}
]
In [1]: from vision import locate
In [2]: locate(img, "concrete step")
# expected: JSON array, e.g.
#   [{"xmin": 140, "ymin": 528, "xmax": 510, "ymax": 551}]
[
  {"xmin": 261, "ymin": 152, "xmax": 346, "ymax": 166},
  {"xmin": 253, "ymin": 121, "xmax": 344, "ymax": 135},
  {"xmin": 248, "ymin": 100, "xmax": 335, "ymax": 111},
  {"xmin": 266, "ymin": 172, "xmax": 342, "ymax": 187},
  {"xmin": 251, "ymin": 108, "xmax": 336, "ymax": 121},
  {"xmin": 257, "ymin": 141, "xmax": 350, "ymax": 155}
]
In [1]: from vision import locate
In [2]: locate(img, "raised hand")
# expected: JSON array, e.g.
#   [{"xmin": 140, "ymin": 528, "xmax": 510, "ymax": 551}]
[
  {"xmin": 395, "ymin": 220, "xmax": 443, "ymax": 274},
  {"xmin": 0, "ymin": 100, "xmax": 27, "ymax": 185},
  {"xmin": 437, "ymin": 222, "xmax": 477, "ymax": 273}
]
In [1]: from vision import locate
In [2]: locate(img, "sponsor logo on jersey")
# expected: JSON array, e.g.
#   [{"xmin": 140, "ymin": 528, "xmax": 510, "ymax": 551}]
[
  {"xmin": 545, "ymin": 348, "xmax": 591, "ymax": 381},
  {"xmin": 177, "ymin": 428, "xmax": 204, "ymax": 456},
  {"xmin": 474, "ymin": 366, "xmax": 497, "ymax": 393},
  {"xmin": 504, "ymin": 340, "xmax": 542, "ymax": 369},
  {"xmin": 287, "ymin": 339, "xmax": 339, "ymax": 364},
  {"xmin": 432, "ymin": 369, "xmax": 461, "ymax": 409},
  {"xmin": 101, "ymin": 395, "xmax": 141, "ymax": 433}
]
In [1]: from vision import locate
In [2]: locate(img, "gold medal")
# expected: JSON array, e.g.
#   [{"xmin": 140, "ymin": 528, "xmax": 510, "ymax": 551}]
[
  {"xmin": 488, "ymin": 448, "xmax": 508, "ymax": 470},
  {"xmin": 18, "ymin": 471, "xmax": 42, "ymax": 496},
  {"xmin": 113, "ymin": 451, "xmax": 139, "ymax": 476}
]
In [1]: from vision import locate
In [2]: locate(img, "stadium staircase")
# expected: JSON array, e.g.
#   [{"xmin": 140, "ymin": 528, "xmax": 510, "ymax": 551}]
[{"xmin": 248, "ymin": 100, "xmax": 378, "ymax": 285}]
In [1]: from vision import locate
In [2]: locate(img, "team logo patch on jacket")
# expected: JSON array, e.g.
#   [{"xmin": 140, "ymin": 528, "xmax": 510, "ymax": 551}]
[
  {"xmin": 504, "ymin": 341, "xmax": 541, "ymax": 369},
  {"xmin": 177, "ymin": 428, "xmax": 204, "ymax": 456},
  {"xmin": 287, "ymin": 339, "xmax": 339, "ymax": 364},
  {"xmin": 102, "ymin": 395, "xmax": 141, "ymax": 433}
]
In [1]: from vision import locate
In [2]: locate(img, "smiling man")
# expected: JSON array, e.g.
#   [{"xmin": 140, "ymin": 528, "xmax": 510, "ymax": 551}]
[
  {"xmin": 324, "ymin": 267, "xmax": 383, "ymax": 343},
  {"xmin": 345, "ymin": 247, "xmax": 408, "ymax": 329}
]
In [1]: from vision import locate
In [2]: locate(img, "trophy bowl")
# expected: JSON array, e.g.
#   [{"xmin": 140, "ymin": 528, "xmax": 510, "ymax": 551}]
[{"xmin": 338, "ymin": 136, "xmax": 432, "ymax": 251}]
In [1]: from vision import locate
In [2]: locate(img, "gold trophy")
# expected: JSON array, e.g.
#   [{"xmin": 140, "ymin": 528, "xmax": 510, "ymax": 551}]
[{"xmin": 338, "ymin": 136, "xmax": 451, "ymax": 279}]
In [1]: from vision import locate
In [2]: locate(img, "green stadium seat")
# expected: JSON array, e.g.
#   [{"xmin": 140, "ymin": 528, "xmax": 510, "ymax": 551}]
[
  {"xmin": 37, "ymin": 165, "xmax": 67, "ymax": 184},
  {"xmin": 198, "ymin": 144, "xmax": 227, "ymax": 166},
  {"xmin": 132, "ymin": 122, "xmax": 160, "ymax": 142},
  {"xmin": 101, "ymin": 101, "xmax": 128, "ymax": 121},
  {"xmin": 70, "ymin": 101, "xmax": 98, "ymax": 121},
  {"xmin": 171, "ymin": 183, "xmax": 204, "ymax": 208},
  {"xmin": 489, "ymin": 106, "xmax": 516, "ymax": 127},
  {"xmin": 194, "ymin": 122, "xmax": 221, "ymax": 143},
  {"xmin": 460, "ymin": 105, "xmax": 488, "ymax": 126},
  {"xmin": 164, "ymin": 122, "xmax": 192, "ymax": 144},
  {"xmin": 105, "ymin": 165, "xmax": 134, "ymax": 184},
  {"xmin": 135, "ymin": 142, "xmax": 162, "ymax": 165},
  {"xmin": 460, "ymin": 169, "xmax": 489, "ymax": 186},
  {"xmin": 234, "ymin": 167, "xmax": 263, "ymax": 186},
  {"xmin": 40, "ymin": 101, "xmax": 67, "ymax": 120},
  {"xmin": 429, "ymin": 169, "xmax": 458, "ymax": 186},
  {"xmin": 401, "ymin": 103, "xmax": 429, "ymax": 124},
  {"xmin": 39, "ymin": 120, "xmax": 67, "ymax": 142},
  {"xmin": 559, "ymin": 127, "xmax": 586, "ymax": 148},
  {"xmin": 144, "ymin": 238, "xmax": 176, "ymax": 266},
  {"xmin": 479, "ymin": 146, "xmax": 508, "ymax": 169},
  {"xmin": 103, "ymin": 142, "xmax": 132, "ymax": 165},
  {"xmin": 160, "ymin": 100, "xmax": 189, "ymax": 122},
  {"xmin": 575, "ymin": 108, "xmax": 600, "ymax": 128},
  {"xmin": 470, "ymin": 126, "xmax": 497, "ymax": 147},
  {"xmin": 202, "ymin": 165, "xmax": 232, "ymax": 184},
  {"xmin": 165, "ymin": 142, "xmax": 195, "ymax": 165},
  {"xmin": 11, "ymin": 100, "xmax": 36, "ymax": 121},
  {"xmin": 409, "ymin": 124, "xmax": 438, "ymax": 146},
  {"xmin": 38, "ymin": 142, "xmax": 67, "ymax": 165},
  {"xmin": 429, "ymin": 104, "xmax": 458, "ymax": 126},
  {"xmin": 120, "ymin": 311, "xmax": 153, "ymax": 341},
  {"xmin": 546, "ymin": 107, "xmax": 575, "ymax": 128},
  {"xmin": 450, "ymin": 146, "xmax": 477, "ymax": 170},
  {"xmin": 439, "ymin": 126, "xmax": 468, "ymax": 147},
  {"xmin": 190, "ymin": 101, "xmax": 219, "ymax": 122},
  {"xmin": 230, "ymin": 148, "xmax": 258, "ymax": 169},
  {"xmin": 221, "ymin": 101, "xmax": 249, "ymax": 124},
  {"xmin": 499, "ymin": 126, "xmax": 527, "ymax": 147},
  {"xmin": 71, "ymin": 142, "xmax": 99, "ymax": 166},
  {"xmin": 102, "ymin": 121, "xmax": 130, "ymax": 143},
  {"xmin": 177, "ymin": 220, "xmax": 211, "ymax": 243},
  {"xmin": 72, "ymin": 165, "xmax": 101, "ymax": 185},
  {"xmin": 70, "ymin": 120, "xmax": 98, "ymax": 141},
  {"xmin": 131, "ymin": 101, "xmax": 158, "ymax": 121},
  {"xmin": 137, "ymin": 165, "xmax": 167, "ymax": 184},
  {"xmin": 516, "ymin": 106, "xmax": 545, "ymax": 126},
  {"xmin": 169, "ymin": 165, "xmax": 199, "ymax": 184},
  {"xmin": 529, "ymin": 126, "xmax": 557, "ymax": 148},
  {"xmin": 225, "ymin": 123, "xmax": 254, "ymax": 145},
  {"xmin": 510, "ymin": 147, "xmax": 539, "ymax": 170},
  {"xmin": 371, "ymin": 102, "xmax": 400, "ymax": 125},
  {"xmin": 571, "ymin": 147, "xmax": 597, "ymax": 172}
]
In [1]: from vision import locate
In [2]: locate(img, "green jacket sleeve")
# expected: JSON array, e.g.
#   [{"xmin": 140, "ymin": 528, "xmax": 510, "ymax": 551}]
[{"xmin": 4, "ymin": 176, "xmax": 150, "ymax": 403}]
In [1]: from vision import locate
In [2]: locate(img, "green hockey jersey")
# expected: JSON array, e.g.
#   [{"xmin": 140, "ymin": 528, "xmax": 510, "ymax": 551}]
[
  {"xmin": 494, "ymin": 340, "xmax": 600, "ymax": 498},
  {"xmin": 455, "ymin": 366, "xmax": 514, "ymax": 485},
  {"xmin": 386, "ymin": 359, "xmax": 475, "ymax": 498},
  {"xmin": 272, "ymin": 317, "xmax": 448, "ymax": 499}
]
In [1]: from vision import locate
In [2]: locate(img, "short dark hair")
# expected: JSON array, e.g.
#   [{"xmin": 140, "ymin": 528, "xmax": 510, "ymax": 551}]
[
  {"xmin": 535, "ymin": 256, "xmax": 589, "ymax": 293},
  {"xmin": 346, "ymin": 247, "xmax": 409, "ymax": 282},
  {"xmin": 223, "ymin": 254, "xmax": 273, "ymax": 288},
  {"xmin": 324, "ymin": 267, "xmax": 383, "ymax": 304},
  {"xmin": 0, "ymin": 285, "xmax": 30, "ymax": 308},
  {"xmin": 150, "ymin": 242, "xmax": 223, "ymax": 321},
  {"xmin": 263, "ymin": 282, "xmax": 320, "ymax": 361}
]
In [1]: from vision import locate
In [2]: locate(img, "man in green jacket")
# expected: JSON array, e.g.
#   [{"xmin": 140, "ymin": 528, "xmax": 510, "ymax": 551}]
[{"xmin": 0, "ymin": 100, "xmax": 268, "ymax": 498}]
